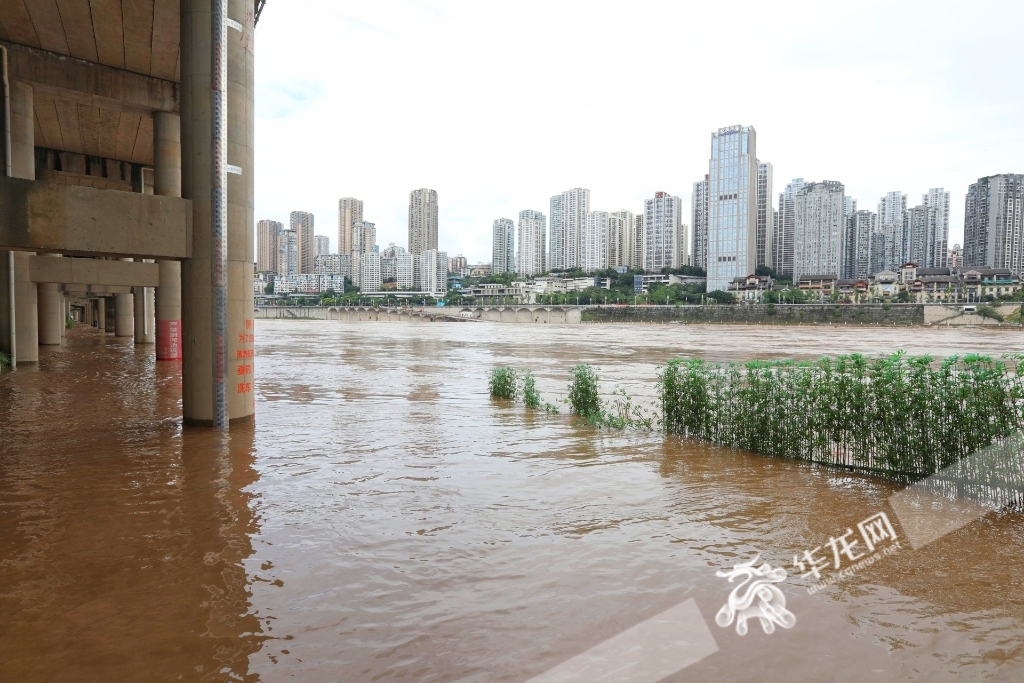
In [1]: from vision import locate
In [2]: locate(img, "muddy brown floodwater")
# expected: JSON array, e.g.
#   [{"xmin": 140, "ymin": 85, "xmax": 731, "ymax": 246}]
[{"xmin": 2, "ymin": 321, "xmax": 1023, "ymax": 682}]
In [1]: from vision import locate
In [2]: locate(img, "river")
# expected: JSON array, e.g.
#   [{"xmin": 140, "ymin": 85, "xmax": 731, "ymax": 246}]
[{"xmin": 1, "ymin": 321, "xmax": 1022, "ymax": 682}]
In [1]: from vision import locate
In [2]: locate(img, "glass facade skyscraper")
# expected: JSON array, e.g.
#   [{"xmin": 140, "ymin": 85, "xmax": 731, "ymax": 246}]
[{"xmin": 706, "ymin": 125, "xmax": 758, "ymax": 292}]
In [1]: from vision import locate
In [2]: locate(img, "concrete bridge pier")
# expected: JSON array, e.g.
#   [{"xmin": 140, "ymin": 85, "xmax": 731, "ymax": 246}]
[
  {"xmin": 96, "ymin": 298, "xmax": 106, "ymax": 334},
  {"xmin": 154, "ymin": 112, "xmax": 183, "ymax": 360},
  {"xmin": 38, "ymin": 255, "xmax": 62, "ymax": 345},
  {"xmin": 0, "ymin": 79, "xmax": 38, "ymax": 362},
  {"xmin": 37, "ymin": 285, "xmax": 62, "ymax": 345},
  {"xmin": 181, "ymin": 0, "xmax": 256, "ymax": 425},
  {"xmin": 115, "ymin": 292, "xmax": 135, "ymax": 338}
]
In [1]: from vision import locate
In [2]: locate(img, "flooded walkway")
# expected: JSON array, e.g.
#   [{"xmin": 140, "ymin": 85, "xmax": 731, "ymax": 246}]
[{"xmin": 2, "ymin": 323, "xmax": 1023, "ymax": 682}]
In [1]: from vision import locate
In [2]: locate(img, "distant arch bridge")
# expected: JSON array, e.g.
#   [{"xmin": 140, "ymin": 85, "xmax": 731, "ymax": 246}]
[{"xmin": 254, "ymin": 305, "xmax": 583, "ymax": 324}]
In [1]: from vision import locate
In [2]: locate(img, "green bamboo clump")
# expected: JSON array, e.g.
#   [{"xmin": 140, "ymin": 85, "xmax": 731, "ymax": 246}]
[
  {"xmin": 0, "ymin": 351, "xmax": 9, "ymax": 370},
  {"xmin": 659, "ymin": 352, "xmax": 1024, "ymax": 480},
  {"xmin": 490, "ymin": 367, "xmax": 558, "ymax": 412},
  {"xmin": 488, "ymin": 367, "xmax": 519, "ymax": 400},
  {"xmin": 522, "ymin": 371, "xmax": 541, "ymax": 409},
  {"xmin": 566, "ymin": 364, "xmax": 655, "ymax": 428}
]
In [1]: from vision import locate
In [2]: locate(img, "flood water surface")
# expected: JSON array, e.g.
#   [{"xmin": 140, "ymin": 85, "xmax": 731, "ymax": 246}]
[{"xmin": 2, "ymin": 321, "xmax": 1023, "ymax": 682}]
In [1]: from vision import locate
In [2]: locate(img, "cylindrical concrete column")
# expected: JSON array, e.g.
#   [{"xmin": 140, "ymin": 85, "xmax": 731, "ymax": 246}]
[
  {"xmin": 38, "ymin": 283, "xmax": 62, "ymax": 345},
  {"xmin": 9, "ymin": 80, "xmax": 37, "ymax": 361},
  {"xmin": 133, "ymin": 283, "xmax": 155, "ymax": 343},
  {"xmin": 115, "ymin": 292, "xmax": 134, "ymax": 336},
  {"xmin": 181, "ymin": 0, "xmax": 255, "ymax": 424},
  {"xmin": 115, "ymin": 258, "xmax": 134, "ymax": 337},
  {"xmin": 97, "ymin": 298, "xmax": 106, "ymax": 332},
  {"xmin": 61, "ymin": 293, "xmax": 68, "ymax": 338},
  {"xmin": 154, "ymin": 112, "xmax": 183, "ymax": 360}
]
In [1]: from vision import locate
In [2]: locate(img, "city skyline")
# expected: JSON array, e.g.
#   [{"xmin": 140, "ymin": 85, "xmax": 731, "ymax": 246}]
[{"xmin": 254, "ymin": 2, "xmax": 1022, "ymax": 264}]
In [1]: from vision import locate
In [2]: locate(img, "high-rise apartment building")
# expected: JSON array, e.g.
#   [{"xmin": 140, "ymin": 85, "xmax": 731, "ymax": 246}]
[
  {"xmin": 548, "ymin": 194, "xmax": 564, "ymax": 271},
  {"xmin": 793, "ymin": 180, "xmax": 845, "ymax": 281},
  {"xmin": 582, "ymin": 211, "xmax": 609, "ymax": 272},
  {"xmin": 905, "ymin": 204, "xmax": 935, "ymax": 267},
  {"xmin": 256, "ymin": 219, "xmax": 282, "ymax": 273},
  {"xmin": 352, "ymin": 221, "xmax": 376, "ymax": 255},
  {"xmin": 844, "ymin": 197, "xmax": 858, "ymax": 220},
  {"xmin": 492, "ymin": 218, "xmax": 516, "ymax": 274},
  {"xmin": 278, "ymin": 228, "xmax": 298, "ymax": 276},
  {"xmin": 609, "ymin": 210, "xmax": 637, "ymax": 270},
  {"xmin": 845, "ymin": 210, "xmax": 876, "ymax": 280},
  {"xmin": 549, "ymin": 188, "xmax": 590, "ymax": 270},
  {"xmin": 773, "ymin": 178, "xmax": 804, "ymax": 278},
  {"xmin": 448, "ymin": 254, "xmax": 468, "ymax": 274},
  {"xmin": 357, "ymin": 252, "xmax": 382, "ymax": 293},
  {"xmin": 290, "ymin": 211, "xmax": 315, "ymax": 274},
  {"xmin": 706, "ymin": 125, "xmax": 759, "ymax": 291},
  {"xmin": 691, "ymin": 175, "xmax": 709, "ymax": 271},
  {"xmin": 634, "ymin": 213, "xmax": 645, "ymax": 270},
  {"xmin": 644, "ymin": 192, "xmax": 682, "ymax": 272},
  {"xmin": 337, "ymin": 197, "xmax": 363, "ymax": 256},
  {"xmin": 756, "ymin": 162, "xmax": 774, "ymax": 268},
  {"xmin": 417, "ymin": 249, "xmax": 447, "ymax": 296},
  {"xmin": 396, "ymin": 254, "xmax": 415, "ymax": 288},
  {"xmin": 314, "ymin": 253, "xmax": 352, "ymax": 280},
  {"xmin": 408, "ymin": 188, "xmax": 438, "ymax": 255},
  {"xmin": 877, "ymin": 191, "xmax": 907, "ymax": 271},
  {"xmin": 314, "ymin": 235, "xmax": 330, "ymax": 258},
  {"xmin": 949, "ymin": 243, "xmax": 962, "ymax": 268},
  {"xmin": 676, "ymin": 224, "xmax": 691, "ymax": 268},
  {"xmin": 517, "ymin": 210, "xmax": 547, "ymax": 276},
  {"xmin": 381, "ymin": 243, "xmax": 407, "ymax": 259},
  {"xmin": 606, "ymin": 213, "xmax": 626, "ymax": 269},
  {"xmin": 964, "ymin": 174, "xmax": 1024, "ymax": 276},
  {"xmin": 923, "ymin": 188, "xmax": 950, "ymax": 268}
]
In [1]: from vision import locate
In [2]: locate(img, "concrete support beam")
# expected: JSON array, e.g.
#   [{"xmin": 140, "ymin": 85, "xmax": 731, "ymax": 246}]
[
  {"xmin": 181, "ymin": 0, "xmax": 255, "ymax": 424},
  {"xmin": 96, "ymin": 297, "xmax": 106, "ymax": 332},
  {"xmin": 154, "ymin": 112, "xmax": 183, "ymax": 360},
  {"xmin": 0, "ymin": 40, "xmax": 179, "ymax": 116},
  {"xmin": 29, "ymin": 255, "xmax": 159, "ymax": 287},
  {"xmin": 0, "ymin": 176, "xmax": 192, "ymax": 259},
  {"xmin": 61, "ymin": 284, "xmax": 133, "ymax": 295}
]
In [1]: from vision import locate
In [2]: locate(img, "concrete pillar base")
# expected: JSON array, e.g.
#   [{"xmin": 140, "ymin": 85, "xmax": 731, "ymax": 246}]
[{"xmin": 156, "ymin": 260, "xmax": 182, "ymax": 359}]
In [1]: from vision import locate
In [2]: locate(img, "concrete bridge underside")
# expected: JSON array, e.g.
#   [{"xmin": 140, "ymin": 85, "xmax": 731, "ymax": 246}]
[{"xmin": 0, "ymin": 0, "xmax": 257, "ymax": 427}]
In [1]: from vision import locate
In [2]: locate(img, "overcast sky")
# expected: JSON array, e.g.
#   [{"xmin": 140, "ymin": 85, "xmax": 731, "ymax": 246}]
[{"xmin": 253, "ymin": 0, "xmax": 1023, "ymax": 263}]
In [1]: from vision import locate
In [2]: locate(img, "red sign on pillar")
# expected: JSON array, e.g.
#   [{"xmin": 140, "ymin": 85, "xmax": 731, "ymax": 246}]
[{"xmin": 157, "ymin": 319, "xmax": 182, "ymax": 360}]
